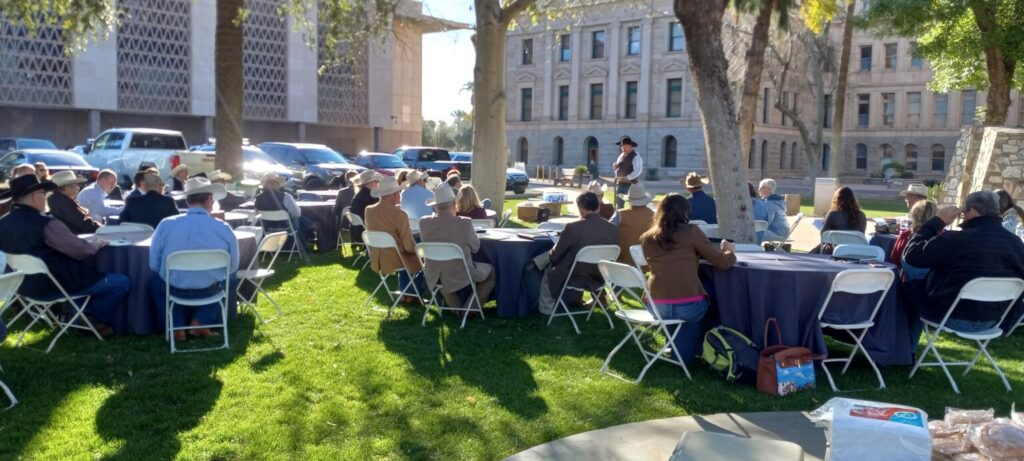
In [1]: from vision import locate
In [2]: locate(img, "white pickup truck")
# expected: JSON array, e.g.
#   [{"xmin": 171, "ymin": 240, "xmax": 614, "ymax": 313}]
[{"xmin": 83, "ymin": 128, "xmax": 215, "ymax": 187}]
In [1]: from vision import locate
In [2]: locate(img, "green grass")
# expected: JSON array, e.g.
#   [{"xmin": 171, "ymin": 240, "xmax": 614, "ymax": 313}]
[{"xmin": 799, "ymin": 196, "xmax": 908, "ymax": 219}]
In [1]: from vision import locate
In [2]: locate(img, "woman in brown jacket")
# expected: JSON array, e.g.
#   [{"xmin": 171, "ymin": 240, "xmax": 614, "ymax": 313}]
[{"xmin": 640, "ymin": 194, "xmax": 736, "ymax": 364}]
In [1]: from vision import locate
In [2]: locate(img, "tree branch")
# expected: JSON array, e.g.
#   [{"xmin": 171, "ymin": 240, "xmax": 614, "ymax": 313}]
[{"xmin": 500, "ymin": 0, "xmax": 537, "ymax": 25}]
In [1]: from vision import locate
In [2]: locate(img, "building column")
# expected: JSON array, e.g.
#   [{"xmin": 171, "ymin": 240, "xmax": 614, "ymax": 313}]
[
  {"xmin": 72, "ymin": 29, "xmax": 118, "ymax": 113},
  {"xmin": 568, "ymin": 28, "xmax": 582, "ymax": 120},
  {"xmin": 88, "ymin": 110, "xmax": 102, "ymax": 138},
  {"xmin": 638, "ymin": 18, "xmax": 653, "ymax": 119},
  {"xmin": 190, "ymin": 0, "xmax": 216, "ymax": 116},
  {"xmin": 203, "ymin": 117, "xmax": 214, "ymax": 141},
  {"xmin": 287, "ymin": 5, "xmax": 319, "ymax": 123},
  {"xmin": 298, "ymin": 122, "xmax": 307, "ymax": 142},
  {"xmin": 542, "ymin": 31, "xmax": 554, "ymax": 120},
  {"xmin": 606, "ymin": 22, "xmax": 620, "ymax": 121}
]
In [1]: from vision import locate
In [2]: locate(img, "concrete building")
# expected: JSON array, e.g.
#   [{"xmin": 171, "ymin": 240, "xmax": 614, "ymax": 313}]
[
  {"xmin": 505, "ymin": 0, "xmax": 1024, "ymax": 181},
  {"xmin": 0, "ymin": 0, "xmax": 459, "ymax": 153}
]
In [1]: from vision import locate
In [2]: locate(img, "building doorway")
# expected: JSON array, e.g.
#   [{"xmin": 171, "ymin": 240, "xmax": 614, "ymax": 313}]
[{"xmin": 585, "ymin": 136, "xmax": 599, "ymax": 177}]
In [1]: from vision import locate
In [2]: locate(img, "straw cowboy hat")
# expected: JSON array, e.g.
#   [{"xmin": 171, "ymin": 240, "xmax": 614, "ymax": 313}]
[
  {"xmin": 7, "ymin": 174, "xmax": 57, "ymax": 200},
  {"xmin": 425, "ymin": 176, "xmax": 443, "ymax": 191},
  {"xmin": 171, "ymin": 164, "xmax": 190, "ymax": 176},
  {"xmin": 209, "ymin": 170, "xmax": 232, "ymax": 182},
  {"xmin": 682, "ymin": 172, "xmax": 710, "ymax": 188},
  {"xmin": 587, "ymin": 180, "xmax": 608, "ymax": 194},
  {"xmin": 50, "ymin": 171, "xmax": 86, "ymax": 188},
  {"xmin": 353, "ymin": 170, "xmax": 382, "ymax": 186},
  {"xmin": 403, "ymin": 170, "xmax": 428, "ymax": 188},
  {"xmin": 619, "ymin": 183, "xmax": 653, "ymax": 206},
  {"xmin": 425, "ymin": 184, "xmax": 457, "ymax": 207},
  {"xmin": 899, "ymin": 183, "xmax": 929, "ymax": 198},
  {"xmin": 371, "ymin": 177, "xmax": 403, "ymax": 198},
  {"xmin": 177, "ymin": 176, "xmax": 226, "ymax": 201}
]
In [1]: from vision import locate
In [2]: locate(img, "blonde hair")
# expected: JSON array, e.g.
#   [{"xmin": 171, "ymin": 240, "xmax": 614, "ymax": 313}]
[
  {"xmin": 456, "ymin": 185, "xmax": 482, "ymax": 213},
  {"xmin": 909, "ymin": 200, "xmax": 938, "ymax": 232}
]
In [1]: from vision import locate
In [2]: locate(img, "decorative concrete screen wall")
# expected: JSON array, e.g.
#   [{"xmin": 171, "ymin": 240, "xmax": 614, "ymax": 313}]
[
  {"xmin": 941, "ymin": 126, "xmax": 1024, "ymax": 206},
  {"xmin": 0, "ymin": 23, "xmax": 72, "ymax": 107},
  {"xmin": 243, "ymin": 0, "xmax": 288, "ymax": 121},
  {"xmin": 117, "ymin": 0, "xmax": 192, "ymax": 114}
]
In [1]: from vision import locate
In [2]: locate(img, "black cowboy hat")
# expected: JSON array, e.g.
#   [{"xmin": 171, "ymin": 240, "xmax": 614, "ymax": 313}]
[
  {"xmin": 615, "ymin": 136, "xmax": 638, "ymax": 147},
  {"xmin": 8, "ymin": 174, "xmax": 57, "ymax": 200}
]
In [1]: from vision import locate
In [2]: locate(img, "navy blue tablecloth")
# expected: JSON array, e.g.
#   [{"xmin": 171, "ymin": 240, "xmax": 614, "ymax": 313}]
[
  {"xmin": 699, "ymin": 252, "xmax": 912, "ymax": 366},
  {"xmin": 869, "ymin": 233, "xmax": 899, "ymax": 262},
  {"xmin": 475, "ymin": 229, "xmax": 554, "ymax": 317}
]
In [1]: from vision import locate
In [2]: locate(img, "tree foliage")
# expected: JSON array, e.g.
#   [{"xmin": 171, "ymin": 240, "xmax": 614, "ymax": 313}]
[
  {"xmin": 422, "ymin": 110, "xmax": 473, "ymax": 151},
  {"xmin": 0, "ymin": 0, "xmax": 117, "ymax": 52}
]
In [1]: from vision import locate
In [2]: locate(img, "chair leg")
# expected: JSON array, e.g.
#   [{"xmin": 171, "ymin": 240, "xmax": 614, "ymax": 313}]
[
  {"xmin": 46, "ymin": 297, "xmax": 100, "ymax": 353},
  {"xmin": 977, "ymin": 340, "xmax": 1012, "ymax": 392},
  {"xmin": 600, "ymin": 327, "xmax": 636, "ymax": 375},
  {"xmin": 0, "ymin": 370, "xmax": 17, "ymax": 409},
  {"xmin": 259, "ymin": 287, "xmax": 283, "ymax": 316},
  {"xmin": 363, "ymin": 275, "xmax": 390, "ymax": 309}
]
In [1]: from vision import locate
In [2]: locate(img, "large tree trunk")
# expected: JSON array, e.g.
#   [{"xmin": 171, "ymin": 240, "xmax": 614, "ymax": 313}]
[
  {"xmin": 471, "ymin": 0, "xmax": 510, "ymax": 213},
  {"xmin": 737, "ymin": 0, "xmax": 774, "ymax": 173},
  {"xmin": 675, "ymin": 0, "xmax": 756, "ymax": 243},
  {"xmin": 214, "ymin": 0, "xmax": 244, "ymax": 180},
  {"xmin": 827, "ymin": 0, "xmax": 855, "ymax": 179},
  {"xmin": 970, "ymin": 3, "xmax": 1015, "ymax": 126}
]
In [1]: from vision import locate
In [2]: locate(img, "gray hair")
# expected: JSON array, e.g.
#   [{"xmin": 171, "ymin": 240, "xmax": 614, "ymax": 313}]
[
  {"xmin": 758, "ymin": 178, "xmax": 776, "ymax": 194},
  {"xmin": 435, "ymin": 201, "xmax": 453, "ymax": 212},
  {"xmin": 965, "ymin": 190, "xmax": 1000, "ymax": 217}
]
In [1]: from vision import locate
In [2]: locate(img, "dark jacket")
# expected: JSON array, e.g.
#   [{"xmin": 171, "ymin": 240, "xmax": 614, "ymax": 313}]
[
  {"xmin": 48, "ymin": 192, "xmax": 101, "ymax": 234},
  {"xmin": 333, "ymin": 186, "xmax": 355, "ymax": 218},
  {"xmin": 905, "ymin": 216, "xmax": 1024, "ymax": 324},
  {"xmin": 349, "ymin": 187, "xmax": 378, "ymax": 244},
  {"xmin": 0, "ymin": 205, "xmax": 102, "ymax": 298},
  {"xmin": 687, "ymin": 190, "xmax": 717, "ymax": 224},
  {"xmin": 218, "ymin": 191, "xmax": 247, "ymax": 212},
  {"xmin": 822, "ymin": 209, "xmax": 867, "ymax": 233},
  {"xmin": 119, "ymin": 190, "xmax": 179, "ymax": 229},
  {"xmin": 548, "ymin": 213, "xmax": 619, "ymax": 297}
]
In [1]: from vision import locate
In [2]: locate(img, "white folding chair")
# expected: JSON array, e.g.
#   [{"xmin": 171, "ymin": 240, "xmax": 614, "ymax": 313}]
[
  {"xmin": 537, "ymin": 222, "xmax": 565, "ymax": 231},
  {"xmin": 257, "ymin": 210, "xmax": 301, "ymax": 262},
  {"xmin": 820, "ymin": 230, "xmax": 868, "ymax": 253},
  {"xmin": 765, "ymin": 213, "xmax": 802, "ymax": 251},
  {"xmin": 817, "ymin": 268, "xmax": 895, "ymax": 391},
  {"xmin": 236, "ymin": 232, "xmax": 288, "ymax": 323},
  {"xmin": 697, "ymin": 224, "xmax": 719, "ymax": 239},
  {"xmin": 362, "ymin": 230, "xmax": 423, "ymax": 318},
  {"xmin": 833, "ymin": 244, "xmax": 886, "ymax": 261},
  {"xmin": 597, "ymin": 261, "xmax": 692, "ymax": 383},
  {"xmin": 5, "ymin": 254, "xmax": 104, "ymax": 353},
  {"xmin": 234, "ymin": 225, "xmax": 264, "ymax": 244},
  {"xmin": 342, "ymin": 208, "xmax": 369, "ymax": 269},
  {"xmin": 909, "ymin": 277, "xmax": 1024, "ymax": 394},
  {"xmin": 754, "ymin": 220, "xmax": 769, "ymax": 233},
  {"xmin": 498, "ymin": 209, "xmax": 513, "ymax": 227},
  {"xmin": 416, "ymin": 242, "xmax": 483, "ymax": 329},
  {"xmin": 628, "ymin": 244, "xmax": 647, "ymax": 274},
  {"xmin": 0, "ymin": 271, "xmax": 25, "ymax": 409},
  {"xmin": 96, "ymin": 222, "xmax": 154, "ymax": 234},
  {"xmin": 471, "ymin": 219, "xmax": 494, "ymax": 229},
  {"xmin": 548, "ymin": 244, "xmax": 620, "ymax": 334},
  {"xmin": 164, "ymin": 250, "xmax": 231, "ymax": 353}
]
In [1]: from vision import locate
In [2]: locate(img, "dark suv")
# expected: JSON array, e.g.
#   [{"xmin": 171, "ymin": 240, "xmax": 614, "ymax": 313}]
[{"xmin": 258, "ymin": 142, "xmax": 366, "ymax": 190}]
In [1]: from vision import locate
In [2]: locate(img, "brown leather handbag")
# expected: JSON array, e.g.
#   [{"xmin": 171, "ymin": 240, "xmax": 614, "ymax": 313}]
[{"xmin": 757, "ymin": 318, "xmax": 824, "ymax": 396}]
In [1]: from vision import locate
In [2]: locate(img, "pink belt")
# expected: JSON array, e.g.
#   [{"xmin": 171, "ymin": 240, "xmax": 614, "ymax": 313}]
[{"xmin": 652, "ymin": 295, "xmax": 705, "ymax": 305}]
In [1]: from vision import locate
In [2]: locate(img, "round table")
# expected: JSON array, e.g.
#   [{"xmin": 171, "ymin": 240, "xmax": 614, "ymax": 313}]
[
  {"xmin": 297, "ymin": 189, "xmax": 340, "ymax": 201},
  {"xmin": 869, "ymin": 233, "xmax": 899, "ymax": 262},
  {"xmin": 698, "ymin": 252, "xmax": 911, "ymax": 366},
  {"xmin": 239, "ymin": 201, "xmax": 339, "ymax": 253},
  {"xmin": 475, "ymin": 228, "xmax": 555, "ymax": 317},
  {"xmin": 104, "ymin": 211, "xmax": 252, "ymax": 229},
  {"xmin": 90, "ymin": 229, "xmax": 258, "ymax": 335}
]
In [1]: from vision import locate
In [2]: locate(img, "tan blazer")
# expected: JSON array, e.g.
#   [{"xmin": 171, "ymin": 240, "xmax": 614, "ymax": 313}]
[
  {"xmin": 419, "ymin": 212, "xmax": 492, "ymax": 293},
  {"xmin": 364, "ymin": 201, "xmax": 421, "ymax": 276},
  {"xmin": 641, "ymin": 224, "xmax": 735, "ymax": 300},
  {"xmin": 617, "ymin": 206, "xmax": 655, "ymax": 267},
  {"xmin": 548, "ymin": 213, "xmax": 619, "ymax": 296}
]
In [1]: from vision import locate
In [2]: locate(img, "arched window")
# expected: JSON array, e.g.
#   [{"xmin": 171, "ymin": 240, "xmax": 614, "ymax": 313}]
[
  {"xmin": 880, "ymin": 143, "xmax": 894, "ymax": 168},
  {"xmin": 553, "ymin": 137, "xmax": 564, "ymax": 165},
  {"xmin": 905, "ymin": 144, "xmax": 918, "ymax": 171},
  {"xmin": 760, "ymin": 140, "xmax": 768, "ymax": 173},
  {"xmin": 855, "ymin": 143, "xmax": 867, "ymax": 170},
  {"xmin": 931, "ymin": 144, "xmax": 945, "ymax": 171},
  {"xmin": 748, "ymin": 139, "xmax": 756, "ymax": 169},
  {"xmin": 822, "ymin": 143, "xmax": 830, "ymax": 171},
  {"xmin": 790, "ymin": 143, "xmax": 798, "ymax": 170},
  {"xmin": 662, "ymin": 136, "xmax": 677, "ymax": 168},
  {"xmin": 585, "ymin": 136, "xmax": 599, "ymax": 170},
  {"xmin": 780, "ymin": 141, "xmax": 787, "ymax": 169},
  {"xmin": 517, "ymin": 137, "xmax": 529, "ymax": 163}
]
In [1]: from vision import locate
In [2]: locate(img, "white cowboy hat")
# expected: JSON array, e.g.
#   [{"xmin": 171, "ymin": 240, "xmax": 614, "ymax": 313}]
[
  {"xmin": 899, "ymin": 183, "xmax": 929, "ymax": 198},
  {"xmin": 353, "ymin": 170, "xmax": 382, "ymax": 186},
  {"xmin": 403, "ymin": 170, "xmax": 427, "ymax": 188},
  {"xmin": 619, "ymin": 183, "xmax": 653, "ymax": 206},
  {"xmin": 209, "ymin": 169, "xmax": 232, "ymax": 182},
  {"xmin": 176, "ymin": 176, "xmax": 226, "ymax": 201},
  {"xmin": 587, "ymin": 180, "xmax": 608, "ymax": 194},
  {"xmin": 425, "ymin": 176, "xmax": 443, "ymax": 190},
  {"xmin": 171, "ymin": 164, "xmax": 190, "ymax": 176},
  {"xmin": 50, "ymin": 171, "xmax": 86, "ymax": 188},
  {"xmin": 682, "ymin": 172, "xmax": 709, "ymax": 188},
  {"xmin": 425, "ymin": 184, "xmax": 457, "ymax": 207},
  {"xmin": 371, "ymin": 177, "xmax": 402, "ymax": 198}
]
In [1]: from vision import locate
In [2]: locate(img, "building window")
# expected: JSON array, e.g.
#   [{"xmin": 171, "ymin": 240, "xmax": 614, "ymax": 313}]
[
  {"xmin": 884, "ymin": 43, "xmax": 897, "ymax": 69},
  {"xmin": 669, "ymin": 22, "xmax": 684, "ymax": 51},
  {"xmin": 748, "ymin": 139, "xmax": 756, "ymax": 169},
  {"xmin": 931, "ymin": 144, "xmax": 945, "ymax": 171},
  {"xmin": 517, "ymin": 137, "xmax": 528, "ymax": 163},
  {"xmin": 590, "ymin": 83, "xmax": 603, "ymax": 120},
  {"xmin": 558, "ymin": 85, "xmax": 569, "ymax": 121},
  {"xmin": 520, "ymin": 88, "xmax": 533, "ymax": 122},
  {"xmin": 858, "ymin": 94, "xmax": 870, "ymax": 127},
  {"xmin": 559, "ymin": 34, "xmax": 571, "ymax": 62},
  {"xmin": 961, "ymin": 89, "xmax": 977, "ymax": 125},
  {"xmin": 881, "ymin": 144, "xmax": 894, "ymax": 168},
  {"xmin": 627, "ymin": 26, "xmax": 641, "ymax": 55},
  {"xmin": 933, "ymin": 93, "xmax": 948, "ymax": 127},
  {"xmin": 663, "ymin": 136, "xmax": 677, "ymax": 168},
  {"xmin": 882, "ymin": 93, "xmax": 895, "ymax": 127},
  {"xmin": 859, "ymin": 45, "xmax": 872, "ymax": 71},
  {"xmin": 790, "ymin": 143, "xmax": 798, "ymax": 170},
  {"xmin": 823, "ymin": 94, "xmax": 833, "ymax": 128},
  {"xmin": 521, "ymin": 38, "xmax": 533, "ymax": 65},
  {"xmin": 554, "ymin": 137, "xmax": 564, "ymax": 165},
  {"xmin": 586, "ymin": 136, "xmax": 599, "ymax": 169},
  {"xmin": 856, "ymin": 143, "xmax": 868, "ymax": 170},
  {"xmin": 761, "ymin": 140, "xmax": 768, "ymax": 171},
  {"xmin": 780, "ymin": 141, "xmax": 787, "ymax": 169},
  {"xmin": 591, "ymin": 31, "xmax": 605, "ymax": 59},
  {"xmin": 905, "ymin": 144, "xmax": 918, "ymax": 170},
  {"xmin": 910, "ymin": 42, "xmax": 923, "ymax": 68},
  {"xmin": 762, "ymin": 88, "xmax": 770, "ymax": 123},
  {"xmin": 822, "ymin": 143, "xmax": 830, "ymax": 171},
  {"xmin": 624, "ymin": 81, "xmax": 638, "ymax": 119},
  {"xmin": 907, "ymin": 92, "xmax": 921, "ymax": 127},
  {"xmin": 667, "ymin": 78, "xmax": 683, "ymax": 118},
  {"xmin": 781, "ymin": 91, "xmax": 789, "ymax": 126}
]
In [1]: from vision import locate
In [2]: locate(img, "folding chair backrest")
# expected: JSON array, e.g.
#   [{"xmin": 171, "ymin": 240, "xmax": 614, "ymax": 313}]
[
  {"xmin": 416, "ymin": 242, "xmax": 465, "ymax": 262},
  {"xmin": 471, "ymin": 219, "xmax": 494, "ymax": 229},
  {"xmin": 575, "ymin": 245, "xmax": 620, "ymax": 264},
  {"xmin": 629, "ymin": 244, "xmax": 647, "ymax": 268},
  {"xmin": 166, "ymin": 250, "xmax": 231, "ymax": 273},
  {"xmin": 733, "ymin": 244, "xmax": 764, "ymax": 253},
  {"xmin": 258, "ymin": 231, "xmax": 290, "ymax": 254},
  {"xmin": 598, "ymin": 260, "xmax": 646, "ymax": 291},
  {"xmin": 538, "ymin": 222, "xmax": 564, "ymax": 231},
  {"xmin": 698, "ymin": 224, "xmax": 719, "ymax": 239},
  {"xmin": 833, "ymin": 244, "xmax": 885, "ymax": 261},
  {"xmin": 959, "ymin": 278, "xmax": 1024, "ymax": 303},
  {"xmin": 788, "ymin": 213, "xmax": 804, "ymax": 234},
  {"xmin": 831, "ymin": 268, "xmax": 895, "ymax": 295},
  {"xmin": 363, "ymin": 230, "xmax": 398, "ymax": 250},
  {"xmin": 5, "ymin": 254, "xmax": 48, "ymax": 275},
  {"xmin": 346, "ymin": 211, "xmax": 365, "ymax": 227},
  {"xmin": 754, "ymin": 220, "xmax": 769, "ymax": 232},
  {"xmin": 822, "ymin": 230, "xmax": 868, "ymax": 246},
  {"xmin": 499, "ymin": 209, "xmax": 512, "ymax": 227},
  {"xmin": 0, "ymin": 271, "xmax": 26, "ymax": 306}
]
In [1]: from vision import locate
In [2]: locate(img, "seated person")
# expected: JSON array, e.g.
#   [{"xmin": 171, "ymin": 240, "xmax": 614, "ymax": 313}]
[
  {"xmin": 683, "ymin": 172, "xmax": 717, "ymax": 224},
  {"xmin": 420, "ymin": 184, "xmax": 495, "ymax": 308},
  {"xmin": 166, "ymin": 164, "xmax": 189, "ymax": 193},
  {"xmin": 400, "ymin": 170, "xmax": 434, "ymax": 220},
  {"xmin": 455, "ymin": 185, "xmax": 489, "ymax": 220},
  {"xmin": 149, "ymin": 177, "xmax": 239, "ymax": 341},
  {"xmin": 539, "ymin": 192, "xmax": 618, "ymax": 312},
  {"xmin": 997, "ymin": 189, "xmax": 1024, "ymax": 233},
  {"xmin": 77, "ymin": 169, "xmax": 123, "ymax": 222},
  {"xmin": 34, "ymin": 162, "xmax": 49, "ymax": 181},
  {"xmin": 616, "ymin": 184, "xmax": 654, "ymax": 268},
  {"xmin": 445, "ymin": 172, "xmax": 462, "ymax": 193},
  {"xmin": 332, "ymin": 170, "xmax": 359, "ymax": 222},
  {"xmin": 641, "ymin": 194, "xmax": 736, "ymax": 364},
  {"xmin": 748, "ymin": 182, "xmax": 770, "ymax": 243},
  {"xmin": 814, "ymin": 186, "xmax": 867, "ymax": 254},
  {"xmin": 758, "ymin": 178, "xmax": 790, "ymax": 241},
  {"xmin": 47, "ymin": 171, "xmax": 101, "ymax": 234},
  {"xmin": 365, "ymin": 176, "xmax": 424, "ymax": 301},
  {"xmin": 120, "ymin": 174, "xmax": 179, "ymax": 229},
  {"xmin": 126, "ymin": 169, "xmax": 148, "ymax": 199},
  {"xmin": 892, "ymin": 199, "xmax": 937, "ymax": 281},
  {"xmin": 586, "ymin": 181, "xmax": 615, "ymax": 221},
  {"xmin": 255, "ymin": 173, "xmax": 314, "ymax": 249},
  {"xmin": 349, "ymin": 170, "xmax": 381, "ymax": 244},
  {"xmin": 0, "ymin": 175, "xmax": 129, "ymax": 336},
  {"xmin": 209, "ymin": 170, "xmax": 246, "ymax": 212}
]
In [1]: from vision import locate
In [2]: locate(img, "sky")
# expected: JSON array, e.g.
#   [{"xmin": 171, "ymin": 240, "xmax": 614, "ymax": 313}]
[{"xmin": 420, "ymin": 0, "xmax": 476, "ymax": 122}]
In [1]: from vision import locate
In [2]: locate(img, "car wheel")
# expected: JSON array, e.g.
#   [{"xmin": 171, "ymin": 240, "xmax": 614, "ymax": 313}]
[
  {"xmin": 304, "ymin": 176, "xmax": 328, "ymax": 191},
  {"xmin": 513, "ymin": 187, "xmax": 526, "ymax": 195}
]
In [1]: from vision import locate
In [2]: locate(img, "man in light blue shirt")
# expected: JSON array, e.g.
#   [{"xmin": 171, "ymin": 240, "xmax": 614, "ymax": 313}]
[
  {"xmin": 400, "ymin": 170, "xmax": 434, "ymax": 220},
  {"xmin": 77, "ymin": 169, "xmax": 122, "ymax": 221},
  {"xmin": 149, "ymin": 177, "xmax": 239, "ymax": 341}
]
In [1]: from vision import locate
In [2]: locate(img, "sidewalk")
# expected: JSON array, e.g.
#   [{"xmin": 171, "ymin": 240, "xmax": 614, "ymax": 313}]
[{"xmin": 529, "ymin": 175, "xmax": 912, "ymax": 200}]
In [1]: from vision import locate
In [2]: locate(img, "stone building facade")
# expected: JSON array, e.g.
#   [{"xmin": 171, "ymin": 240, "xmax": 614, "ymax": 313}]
[{"xmin": 505, "ymin": 0, "xmax": 1024, "ymax": 181}]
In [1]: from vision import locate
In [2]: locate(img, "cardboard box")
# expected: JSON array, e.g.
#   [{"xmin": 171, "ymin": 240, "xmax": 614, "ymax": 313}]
[
  {"xmin": 517, "ymin": 203, "xmax": 541, "ymax": 222},
  {"xmin": 538, "ymin": 202, "xmax": 562, "ymax": 217},
  {"xmin": 784, "ymin": 194, "xmax": 801, "ymax": 216}
]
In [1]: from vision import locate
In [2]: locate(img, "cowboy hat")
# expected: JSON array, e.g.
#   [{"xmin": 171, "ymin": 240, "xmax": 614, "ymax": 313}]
[
  {"xmin": 619, "ymin": 183, "xmax": 653, "ymax": 206},
  {"xmin": 176, "ymin": 176, "xmax": 226, "ymax": 201},
  {"xmin": 371, "ymin": 177, "xmax": 403, "ymax": 198},
  {"xmin": 587, "ymin": 181, "xmax": 608, "ymax": 194},
  {"xmin": 208, "ymin": 170, "xmax": 232, "ymax": 182},
  {"xmin": 50, "ymin": 171, "xmax": 86, "ymax": 188},
  {"xmin": 615, "ymin": 135, "xmax": 638, "ymax": 147},
  {"xmin": 425, "ymin": 176, "xmax": 443, "ymax": 191},
  {"xmin": 260, "ymin": 172, "xmax": 282, "ymax": 186},
  {"xmin": 899, "ymin": 183, "xmax": 929, "ymax": 198},
  {"xmin": 682, "ymin": 172, "xmax": 709, "ymax": 188},
  {"xmin": 403, "ymin": 170, "xmax": 428, "ymax": 188},
  {"xmin": 171, "ymin": 164, "xmax": 190, "ymax": 176},
  {"xmin": 7, "ymin": 174, "xmax": 57, "ymax": 200},
  {"xmin": 353, "ymin": 170, "xmax": 382, "ymax": 186},
  {"xmin": 425, "ymin": 184, "xmax": 457, "ymax": 207}
]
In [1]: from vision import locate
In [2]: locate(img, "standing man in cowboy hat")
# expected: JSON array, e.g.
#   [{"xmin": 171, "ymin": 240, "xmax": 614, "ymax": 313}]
[
  {"xmin": 350, "ymin": 170, "xmax": 382, "ymax": 244},
  {"xmin": 167, "ymin": 164, "xmax": 189, "ymax": 193},
  {"xmin": 419, "ymin": 184, "xmax": 495, "ymax": 310},
  {"xmin": 586, "ymin": 181, "xmax": 616, "ymax": 221},
  {"xmin": 616, "ymin": 183, "xmax": 654, "ymax": 268},
  {"xmin": 0, "ymin": 175, "xmax": 129, "ymax": 337},
  {"xmin": 47, "ymin": 171, "xmax": 101, "ymax": 234},
  {"xmin": 120, "ymin": 174, "xmax": 180, "ymax": 229},
  {"xmin": 149, "ymin": 176, "xmax": 239, "ymax": 341},
  {"xmin": 209, "ymin": 170, "xmax": 246, "ymax": 211},
  {"xmin": 683, "ymin": 172, "xmax": 717, "ymax": 224},
  {"xmin": 400, "ymin": 170, "xmax": 433, "ymax": 220},
  {"xmin": 900, "ymin": 183, "xmax": 929, "ymax": 210},
  {"xmin": 612, "ymin": 135, "xmax": 643, "ymax": 208},
  {"xmin": 364, "ymin": 176, "xmax": 424, "ymax": 303}
]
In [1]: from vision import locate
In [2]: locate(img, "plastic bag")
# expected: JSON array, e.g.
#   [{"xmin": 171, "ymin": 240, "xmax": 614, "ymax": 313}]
[
  {"xmin": 952, "ymin": 453, "xmax": 989, "ymax": 461},
  {"xmin": 932, "ymin": 436, "xmax": 974, "ymax": 457},
  {"xmin": 1011, "ymin": 403, "xmax": 1024, "ymax": 428},
  {"xmin": 946, "ymin": 407, "xmax": 995, "ymax": 425},
  {"xmin": 931, "ymin": 420, "xmax": 968, "ymax": 439},
  {"xmin": 968, "ymin": 419, "xmax": 1024, "ymax": 459},
  {"xmin": 810, "ymin": 398, "xmax": 930, "ymax": 461}
]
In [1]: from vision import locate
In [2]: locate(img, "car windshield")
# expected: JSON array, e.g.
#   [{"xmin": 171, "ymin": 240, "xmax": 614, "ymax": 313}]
[
  {"xmin": 128, "ymin": 134, "xmax": 187, "ymax": 150},
  {"xmin": 29, "ymin": 152, "xmax": 91, "ymax": 166},
  {"xmin": 451, "ymin": 153, "xmax": 471, "ymax": 162},
  {"xmin": 299, "ymin": 148, "xmax": 346, "ymax": 164},
  {"xmin": 373, "ymin": 155, "xmax": 406, "ymax": 168},
  {"xmin": 242, "ymin": 147, "xmax": 277, "ymax": 163},
  {"xmin": 20, "ymin": 139, "xmax": 57, "ymax": 149}
]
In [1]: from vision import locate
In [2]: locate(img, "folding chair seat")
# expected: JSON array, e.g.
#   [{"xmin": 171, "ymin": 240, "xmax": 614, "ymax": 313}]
[
  {"xmin": 909, "ymin": 277, "xmax": 1024, "ymax": 394},
  {"xmin": 362, "ymin": 231, "xmax": 423, "ymax": 318},
  {"xmin": 833, "ymin": 244, "xmax": 886, "ymax": 261},
  {"xmin": 0, "ymin": 271, "xmax": 25, "ymax": 409},
  {"xmin": 597, "ymin": 260, "xmax": 692, "ymax": 383},
  {"xmin": 547, "ymin": 244, "xmax": 620, "ymax": 334},
  {"xmin": 257, "ymin": 210, "xmax": 301, "ymax": 262},
  {"xmin": 416, "ymin": 242, "xmax": 483, "ymax": 329},
  {"xmin": 817, "ymin": 268, "xmax": 895, "ymax": 391},
  {"xmin": 163, "ymin": 250, "xmax": 232, "ymax": 353},
  {"xmin": 819, "ymin": 230, "xmax": 868, "ymax": 253},
  {"xmin": 236, "ymin": 232, "xmax": 288, "ymax": 323}
]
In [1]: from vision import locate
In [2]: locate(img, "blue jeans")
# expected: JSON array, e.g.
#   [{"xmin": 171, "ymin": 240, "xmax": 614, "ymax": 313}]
[
  {"xmin": 615, "ymin": 183, "xmax": 630, "ymax": 208},
  {"xmin": 73, "ymin": 274, "xmax": 130, "ymax": 326},
  {"xmin": 149, "ymin": 273, "xmax": 238, "ymax": 329},
  {"xmin": 655, "ymin": 299, "xmax": 709, "ymax": 365},
  {"xmin": 398, "ymin": 270, "xmax": 426, "ymax": 298}
]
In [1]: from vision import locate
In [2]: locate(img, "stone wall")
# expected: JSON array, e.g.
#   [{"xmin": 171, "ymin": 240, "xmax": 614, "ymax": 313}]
[{"xmin": 941, "ymin": 126, "xmax": 1024, "ymax": 206}]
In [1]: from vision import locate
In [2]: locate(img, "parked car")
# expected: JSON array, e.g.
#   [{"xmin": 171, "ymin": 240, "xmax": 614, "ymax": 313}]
[
  {"xmin": 450, "ymin": 152, "xmax": 529, "ymax": 194},
  {"xmin": 66, "ymin": 144, "xmax": 88, "ymax": 155},
  {"xmin": 190, "ymin": 144, "xmax": 297, "ymax": 189},
  {"xmin": 0, "ymin": 137, "xmax": 58, "ymax": 154},
  {"xmin": 352, "ymin": 151, "xmax": 408, "ymax": 176},
  {"xmin": 0, "ymin": 149, "xmax": 99, "ymax": 182},
  {"xmin": 258, "ymin": 142, "xmax": 365, "ymax": 190},
  {"xmin": 392, "ymin": 146, "xmax": 471, "ymax": 180},
  {"xmin": 81, "ymin": 128, "xmax": 215, "ymax": 188}
]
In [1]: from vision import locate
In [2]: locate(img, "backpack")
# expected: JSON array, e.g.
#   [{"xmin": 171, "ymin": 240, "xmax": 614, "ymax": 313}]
[{"xmin": 701, "ymin": 326, "xmax": 761, "ymax": 385}]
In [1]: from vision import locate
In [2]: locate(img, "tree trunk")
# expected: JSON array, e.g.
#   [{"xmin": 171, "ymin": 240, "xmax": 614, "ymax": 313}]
[
  {"xmin": 675, "ymin": 0, "xmax": 756, "ymax": 243},
  {"xmin": 827, "ymin": 0, "xmax": 855, "ymax": 179},
  {"xmin": 471, "ymin": 0, "xmax": 509, "ymax": 214},
  {"xmin": 970, "ymin": 3, "xmax": 1014, "ymax": 126},
  {"xmin": 737, "ymin": 0, "xmax": 774, "ymax": 172},
  {"xmin": 214, "ymin": 0, "xmax": 244, "ymax": 180}
]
